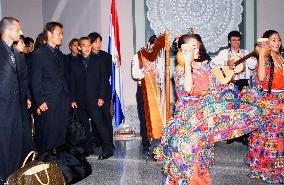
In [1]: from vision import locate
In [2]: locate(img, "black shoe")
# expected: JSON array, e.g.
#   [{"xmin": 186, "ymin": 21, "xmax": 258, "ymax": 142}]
[
  {"xmin": 143, "ymin": 149, "xmax": 150, "ymax": 156},
  {"xmin": 226, "ymin": 139, "xmax": 234, "ymax": 144},
  {"xmin": 242, "ymin": 137, "xmax": 249, "ymax": 146},
  {"xmin": 95, "ymin": 143, "xmax": 102, "ymax": 147},
  {"xmin": 98, "ymin": 153, "xmax": 113, "ymax": 160},
  {"xmin": 143, "ymin": 146, "xmax": 150, "ymax": 153},
  {"xmin": 236, "ymin": 136, "xmax": 243, "ymax": 143},
  {"xmin": 83, "ymin": 150, "xmax": 94, "ymax": 157}
]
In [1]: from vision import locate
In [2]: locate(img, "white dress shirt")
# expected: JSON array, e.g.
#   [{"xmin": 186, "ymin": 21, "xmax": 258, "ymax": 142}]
[
  {"xmin": 131, "ymin": 54, "xmax": 147, "ymax": 83},
  {"xmin": 210, "ymin": 48, "xmax": 257, "ymax": 80}
]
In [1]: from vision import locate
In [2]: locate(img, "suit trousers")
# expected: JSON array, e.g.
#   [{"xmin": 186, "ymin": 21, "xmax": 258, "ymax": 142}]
[
  {"xmin": 91, "ymin": 100, "xmax": 113, "ymax": 147},
  {"xmin": 75, "ymin": 107, "xmax": 94, "ymax": 153},
  {"xmin": 78, "ymin": 104, "xmax": 113, "ymax": 154},
  {"xmin": 136, "ymin": 85, "xmax": 150, "ymax": 151}
]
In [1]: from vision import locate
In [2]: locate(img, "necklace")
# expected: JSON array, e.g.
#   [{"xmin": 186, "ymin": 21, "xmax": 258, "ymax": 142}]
[{"xmin": 272, "ymin": 53, "xmax": 284, "ymax": 75}]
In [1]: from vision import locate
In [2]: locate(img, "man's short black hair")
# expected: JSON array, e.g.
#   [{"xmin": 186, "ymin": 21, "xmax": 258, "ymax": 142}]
[
  {"xmin": 69, "ymin": 38, "xmax": 78, "ymax": 48},
  {"xmin": 43, "ymin": 22, "xmax": 63, "ymax": 38},
  {"xmin": 148, "ymin": 35, "xmax": 157, "ymax": 45},
  {"xmin": 34, "ymin": 32, "xmax": 46, "ymax": 50},
  {"xmin": 0, "ymin": 17, "xmax": 19, "ymax": 35},
  {"xmin": 88, "ymin": 32, "xmax": 102, "ymax": 43},
  {"xmin": 13, "ymin": 35, "xmax": 25, "ymax": 46},
  {"xmin": 228, "ymin": 30, "xmax": 241, "ymax": 47},
  {"xmin": 228, "ymin": 30, "xmax": 241, "ymax": 41},
  {"xmin": 79, "ymin": 37, "xmax": 91, "ymax": 46},
  {"xmin": 24, "ymin": 37, "xmax": 34, "ymax": 46}
]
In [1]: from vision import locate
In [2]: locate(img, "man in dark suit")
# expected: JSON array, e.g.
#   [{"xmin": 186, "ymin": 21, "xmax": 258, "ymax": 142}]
[
  {"xmin": 31, "ymin": 22, "xmax": 70, "ymax": 154},
  {"xmin": 0, "ymin": 17, "xmax": 28, "ymax": 183},
  {"xmin": 13, "ymin": 34, "xmax": 34, "ymax": 160},
  {"xmin": 88, "ymin": 32, "xmax": 113, "ymax": 149},
  {"xmin": 71, "ymin": 37, "xmax": 113, "ymax": 159},
  {"xmin": 64, "ymin": 38, "xmax": 79, "ymax": 89}
]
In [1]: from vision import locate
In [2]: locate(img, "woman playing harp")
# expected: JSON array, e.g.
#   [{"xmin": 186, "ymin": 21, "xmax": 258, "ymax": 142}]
[
  {"xmin": 131, "ymin": 35, "xmax": 157, "ymax": 153},
  {"xmin": 135, "ymin": 33, "xmax": 171, "ymax": 142}
]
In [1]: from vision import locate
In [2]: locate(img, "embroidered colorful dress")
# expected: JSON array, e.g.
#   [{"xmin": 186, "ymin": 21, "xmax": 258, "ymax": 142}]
[
  {"xmin": 245, "ymin": 55, "xmax": 284, "ymax": 184},
  {"xmin": 156, "ymin": 63, "xmax": 265, "ymax": 184}
]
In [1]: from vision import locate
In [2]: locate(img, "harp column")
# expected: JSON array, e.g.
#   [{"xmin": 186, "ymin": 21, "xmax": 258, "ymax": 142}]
[{"xmin": 165, "ymin": 33, "xmax": 171, "ymax": 122}]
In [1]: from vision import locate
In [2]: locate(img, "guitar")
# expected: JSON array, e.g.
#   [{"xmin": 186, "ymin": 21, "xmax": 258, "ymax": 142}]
[{"xmin": 212, "ymin": 51, "xmax": 256, "ymax": 84}]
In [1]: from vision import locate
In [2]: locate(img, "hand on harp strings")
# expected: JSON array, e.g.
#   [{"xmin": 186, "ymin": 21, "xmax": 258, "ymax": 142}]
[
  {"xmin": 144, "ymin": 62, "xmax": 152, "ymax": 72},
  {"xmin": 145, "ymin": 62, "xmax": 159, "ymax": 77}
]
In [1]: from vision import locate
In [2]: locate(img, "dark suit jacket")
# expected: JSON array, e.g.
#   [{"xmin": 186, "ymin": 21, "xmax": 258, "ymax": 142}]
[
  {"xmin": 64, "ymin": 53, "xmax": 78, "ymax": 89},
  {"xmin": 71, "ymin": 53, "xmax": 109, "ymax": 108},
  {"xmin": 0, "ymin": 40, "xmax": 27, "ymax": 180},
  {"xmin": 94, "ymin": 50, "xmax": 112, "ymax": 102},
  {"xmin": 15, "ymin": 51, "xmax": 35, "ymax": 158},
  {"xmin": 15, "ymin": 52, "xmax": 30, "ymax": 122},
  {"xmin": 0, "ymin": 40, "xmax": 23, "ymax": 127},
  {"xmin": 31, "ymin": 44, "xmax": 70, "ymax": 107}
]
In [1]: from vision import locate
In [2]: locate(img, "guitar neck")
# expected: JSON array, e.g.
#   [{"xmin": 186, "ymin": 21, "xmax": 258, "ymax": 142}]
[{"xmin": 234, "ymin": 51, "xmax": 256, "ymax": 66}]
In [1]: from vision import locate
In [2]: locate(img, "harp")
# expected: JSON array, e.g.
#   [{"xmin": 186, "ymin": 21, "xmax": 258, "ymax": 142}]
[{"xmin": 138, "ymin": 33, "xmax": 171, "ymax": 139}]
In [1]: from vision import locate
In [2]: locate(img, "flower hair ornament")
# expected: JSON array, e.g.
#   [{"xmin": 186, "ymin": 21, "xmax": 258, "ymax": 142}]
[
  {"xmin": 188, "ymin": 27, "xmax": 194, "ymax": 35},
  {"xmin": 171, "ymin": 27, "xmax": 195, "ymax": 53}
]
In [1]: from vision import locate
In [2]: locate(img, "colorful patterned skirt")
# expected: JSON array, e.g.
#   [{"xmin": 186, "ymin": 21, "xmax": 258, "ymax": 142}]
[
  {"xmin": 245, "ymin": 91, "xmax": 284, "ymax": 184},
  {"xmin": 156, "ymin": 87, "xmax": 266, "ymax": 184}
]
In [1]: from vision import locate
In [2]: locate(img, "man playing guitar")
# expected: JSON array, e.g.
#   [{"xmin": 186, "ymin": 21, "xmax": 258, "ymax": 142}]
[{"xmin": 210, "ymin": 31, "xmax": 257, "ymax": 90}]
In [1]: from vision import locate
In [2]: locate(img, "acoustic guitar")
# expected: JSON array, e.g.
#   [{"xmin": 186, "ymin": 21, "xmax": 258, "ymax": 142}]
[{"xmin": 212, "ymin": 51, "xmax": 256, "ymax": 84}]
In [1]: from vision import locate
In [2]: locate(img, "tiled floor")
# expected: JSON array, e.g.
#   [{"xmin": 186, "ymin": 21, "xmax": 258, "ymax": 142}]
[{"xmin": 75, "ymin": 138, "xmax": 280, "ymax": 185}]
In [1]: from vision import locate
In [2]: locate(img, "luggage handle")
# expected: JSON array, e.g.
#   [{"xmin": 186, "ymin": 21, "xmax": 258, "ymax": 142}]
[
  {"xmin": 35, "ymin": 169, "xmax": 50, "ymax": 185},
  {"xmin": 21, "ymin": 151, "xmax": 36, "ymax": 168}
]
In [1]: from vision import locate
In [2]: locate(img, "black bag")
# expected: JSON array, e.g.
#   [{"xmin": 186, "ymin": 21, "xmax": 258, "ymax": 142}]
[
  {"xmin": 40, "ymin": 145, "xmax": 92, "ymax": 184},
  {"xmin": 66, "ymin": 110, "xmax": 88, "ymax": 148}
]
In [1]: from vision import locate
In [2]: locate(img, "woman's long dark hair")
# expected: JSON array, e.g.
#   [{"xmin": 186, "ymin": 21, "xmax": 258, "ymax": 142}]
[
  {"xmin": 262, "ymin": 30, "xmax": 282, "ymax": 93},
  {"xmin": 262, "ymin": 30, "xmax": 283, "ymax": 51},
  {"xmin": 172, "ymin": 33, "xmax": 211, "ymax": 62},
  {"xmin": 172, "ymin": 34, "xmax": 203, "ymax": 53}
]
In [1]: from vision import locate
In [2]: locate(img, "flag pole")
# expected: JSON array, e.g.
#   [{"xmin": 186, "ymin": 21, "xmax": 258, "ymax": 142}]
[{"xmin": 109, "ymin": 0, "xmax": 135, "ymax": 140}]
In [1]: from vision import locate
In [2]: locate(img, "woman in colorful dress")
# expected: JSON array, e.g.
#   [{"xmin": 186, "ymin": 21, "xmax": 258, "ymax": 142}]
[
  {"xmin": 156, "ymin": 33, "xmax": 265, "ymax": 184},
  {"xmin": 160, "ymin": 34, "xmax": 216, "ymax": 184},
  {"xmin": 245, "ymin": 30, "xmax": 284, "ymax": 184}
]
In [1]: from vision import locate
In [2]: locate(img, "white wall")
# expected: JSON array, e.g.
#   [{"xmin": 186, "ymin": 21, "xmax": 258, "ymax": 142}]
[
  {"xmin": 244, "ymin": 0, "xmax": 256, "ymax": 51},
  {"xmin": 0, "ymin": 0, "xmax": 2, "ymax": 19},
  {"xmin": 42, "ymin": 0, "xmax": 101, "ymax": 54},
  {"xmin": 257, "ymin": 0, "xmax": 284, "ymax": 38},
  {"xmin": 1, "ymin": 0, "xmax": 43, "ymax": 40},
  {"xmin": 1, "ymin": 0, "xmax": 136, "ymax": 106}
]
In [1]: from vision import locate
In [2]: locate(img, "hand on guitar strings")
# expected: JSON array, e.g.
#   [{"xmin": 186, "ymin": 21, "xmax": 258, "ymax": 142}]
[{"xmin": 227, "ymin": 56, "xmax": 240, "ymax": 70}]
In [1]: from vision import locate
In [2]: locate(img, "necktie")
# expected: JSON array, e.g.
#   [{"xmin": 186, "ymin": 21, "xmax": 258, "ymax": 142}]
[
  {"xmin": 9, "ymin": 50, "xmax": 16, "ymax": 68},
  {"xmin": 83, "ymin": 59, "xmax": 88, "ymax": 69}
]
